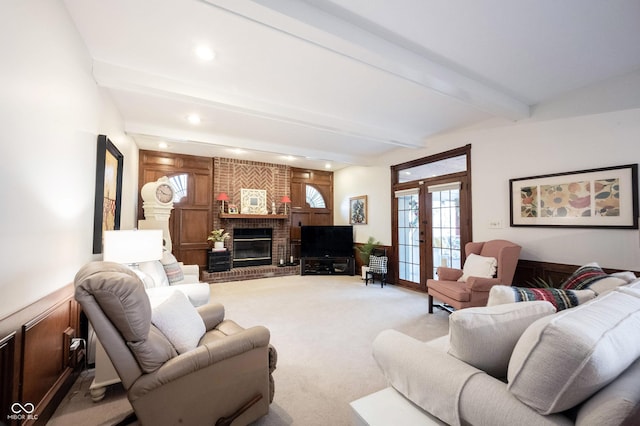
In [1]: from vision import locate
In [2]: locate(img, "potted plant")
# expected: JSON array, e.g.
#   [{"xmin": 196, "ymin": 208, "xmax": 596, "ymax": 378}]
[
  {"xmin": 208, "ymin": 228, "xmax": 230, "ymax": 250},
  {"xmin": 356, "ymin": 236, "xmax": 380, "ymax": 279}
]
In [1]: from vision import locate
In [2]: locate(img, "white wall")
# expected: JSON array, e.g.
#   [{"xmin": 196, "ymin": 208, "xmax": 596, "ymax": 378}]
[
  {"xmin": 336, "ymin": 105, "xmax": 640, "ymax": 271},
  {"xmin": 334, "ymin": 166, "xmax": 392, "ymax": 245},
  {"xmin": 0, "ymin": 0, "xmax": 137, "ymax": 319}
]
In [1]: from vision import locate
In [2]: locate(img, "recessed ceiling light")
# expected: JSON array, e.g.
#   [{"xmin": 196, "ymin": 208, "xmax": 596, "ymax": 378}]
[
  {"xmin": 187, "ymin": 114, "xmax": 201, "ymax": 125},
  {"xmin": 282, "ymin": 155, "xmax": 296, "ymax": 161},
  {"xmin": 324, "ymin": 163, "xmax": 332, "ymax": 169},
  {"xmin": 158, "ymin": 141, "xmax": 169, "ymax": 149},
  {"xmin": 228, "ymin": 148, "xmax": 245, "ymax": 155},
  {"xmin": 195, "ymin": 45, "xmax": 215, "ymax": 61}
]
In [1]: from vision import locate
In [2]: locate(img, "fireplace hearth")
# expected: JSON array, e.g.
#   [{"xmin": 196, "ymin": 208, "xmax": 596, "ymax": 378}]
[{"xmin": 233, "ymin": 228, "xmax": 273, "ymax": 267}]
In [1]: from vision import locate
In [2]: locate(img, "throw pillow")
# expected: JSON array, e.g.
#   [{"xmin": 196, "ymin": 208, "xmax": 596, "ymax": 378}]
[
  {"xmin": 487, "ymin": 285, "xmax": 596, "ymax": 311},
  {"xmin": 457, "ymin": 253, "xmax": 497, "ymax": 282},
  {"xmin": 448, "ymin": 301, "xmax": 556, "ymax": 379},
  {"xmin": 369, "ymin": 255, "xmax": 388, "ymax": 273},
  {"xmin": 151, "ymin": 291, "xmax": 206, "ymax": 354},
  {"xmin": 560, "ymin": 262, "xmax": 629, "ymax": 295},
  {"xmin": 161, "ymin": 251, "xmax": 184, "ymax": 284},
  {"xmin": 507, "ymin": 290, "xmax": 640, "ymax": 414}
]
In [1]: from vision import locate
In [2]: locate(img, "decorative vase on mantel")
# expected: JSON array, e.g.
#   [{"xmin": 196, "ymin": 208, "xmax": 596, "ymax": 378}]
[{"xmin": 214, "ymin": 241, "xmax": 224, "ymax": 250}]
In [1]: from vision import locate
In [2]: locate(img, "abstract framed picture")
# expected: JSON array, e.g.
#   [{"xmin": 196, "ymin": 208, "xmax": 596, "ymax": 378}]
[
  {"xmin": 510, "ymin": 164, "xmax": 638, "ymax": 229},
  {"xmin": 92, "ymin": 135, "xmax": 124, "ymax": 253},
  {"xmin": 349, "ymin": 195, "xmax": 368, "ymax": 225}
]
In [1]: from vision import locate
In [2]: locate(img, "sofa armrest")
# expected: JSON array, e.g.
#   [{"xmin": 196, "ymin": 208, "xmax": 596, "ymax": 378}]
[
  {"xmin": 373, "ymin": 329, "xmax": 481, "ymax": 426},
  {"xmin": 130, "ymin": 325, "xmax": 270, "ymax": 398},
  {"xmin": 197, "ymin": 302, "xmax": 225, "ymax": 330},
  {"xmin": 437, "ymin": 267, "xmax": 463, "ymax": 281},
  {"xmin": 466, "ymin": 276, "xmax": 501, "ymax": 291},
  {"xmin": 179, "ymin": 263, "xmax": 200, "ymax": 282},
  {"xmin": 459, "ymin": 373, "xmax": 572, "ymax": 426}
]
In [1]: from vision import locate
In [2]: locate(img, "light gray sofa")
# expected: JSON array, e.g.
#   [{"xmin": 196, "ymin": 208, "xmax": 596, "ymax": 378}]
[
  {"xmin": 371, "ymin": 279, "xmax": 640, "ymax": 425},
  {"xmin": 137, "ymin": 251, "xmax": 210, "ymax": 307}
]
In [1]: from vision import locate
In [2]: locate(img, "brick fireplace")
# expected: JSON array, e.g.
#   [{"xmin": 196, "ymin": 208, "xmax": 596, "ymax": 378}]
[{"xmin": 203, "ymin": 157, "xmax": 299, "ymax": 282}]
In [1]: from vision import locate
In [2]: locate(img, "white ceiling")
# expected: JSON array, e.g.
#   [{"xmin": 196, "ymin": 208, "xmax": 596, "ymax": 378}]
[{"xmin": 63, "ymin": 0, "xmax": 640, "ymax": 171}]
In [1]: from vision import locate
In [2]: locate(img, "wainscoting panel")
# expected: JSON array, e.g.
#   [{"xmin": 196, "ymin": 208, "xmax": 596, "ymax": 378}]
[
  {"xmin": 0, "ymin": 284, "xmax": 82, "ymax": 425},
  {"xmin": 513, "ymin": 259, "xmax": 639, "ymax": 288},
  {"xmin": 0, "ymin": 332, "xmax": 15, "ymax": 425}
]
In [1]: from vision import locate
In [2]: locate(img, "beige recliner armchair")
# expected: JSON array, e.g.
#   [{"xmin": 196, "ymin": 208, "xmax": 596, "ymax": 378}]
[{"xmin": 75, "ymin": 261, "xmax": 276, "ymax": 426}]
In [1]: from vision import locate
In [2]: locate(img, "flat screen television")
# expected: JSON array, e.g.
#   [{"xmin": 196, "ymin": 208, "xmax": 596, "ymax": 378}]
[{"xmin": 300, "ymin": 225, "xmax": 354, "ymax": 258}]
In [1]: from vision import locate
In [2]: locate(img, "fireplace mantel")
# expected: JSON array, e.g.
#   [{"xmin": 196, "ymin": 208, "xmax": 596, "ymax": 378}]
[{"xmin": 220, "ymin": 213, "xmax": 288, "ymax": 220}]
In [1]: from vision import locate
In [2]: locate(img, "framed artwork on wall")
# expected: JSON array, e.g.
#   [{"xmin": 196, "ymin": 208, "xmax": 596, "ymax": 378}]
[
  {"xmin": 92, "ymin": 135, "xmax": 124, "ymax": 253},
  {"xmin": 240, "ymin": 188, "xmax": 267, "ymax": 214},
  {"xmin": 510, "ymin": 164, "xmax": 638, "ymax": 229},
  {"xmin": 350, "ymin": 195, "xmax": 368, "ymax": 225}
]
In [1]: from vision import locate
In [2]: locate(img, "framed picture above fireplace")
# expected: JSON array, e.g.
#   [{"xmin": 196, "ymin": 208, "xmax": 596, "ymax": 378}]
[{"xmin": 241, "ymin": 188, "xmax": 268, "ymax": 214}]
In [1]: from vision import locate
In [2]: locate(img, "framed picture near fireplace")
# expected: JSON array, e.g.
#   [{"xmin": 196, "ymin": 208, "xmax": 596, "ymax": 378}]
[
  {"xmin": 92, "ymin": 135, "xmax": 123, "ymax": 253},
  {"xmin": 241, "ymin": 188, "xmax": 267, "ymax": 214},
  {"xmin": 349, "ymin": 195, "xmax": 367, "ymax": 225}
]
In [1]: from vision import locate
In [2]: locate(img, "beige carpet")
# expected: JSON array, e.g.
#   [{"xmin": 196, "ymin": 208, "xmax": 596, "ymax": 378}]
[{"xmin": 48, "ymin": 275, "xmax": 449, "ymax": 425}]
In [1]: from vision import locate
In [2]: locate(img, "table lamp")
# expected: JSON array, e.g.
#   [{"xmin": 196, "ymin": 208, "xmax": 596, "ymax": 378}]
[
  {"xmin": 103, "ymin": 229, "xmax": 163, "ymax": 269},
  {"xmin": 281, "ymin": 195, "xmax": 291, "ymax": 215},
  {"xmin": 217, "ymin": 192, "xmax": 229, "ymax": 213}
]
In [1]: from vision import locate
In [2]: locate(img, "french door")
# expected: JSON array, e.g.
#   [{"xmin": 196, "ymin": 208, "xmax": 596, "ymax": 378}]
[{"xmin": 392, "ymin": 145, "xmax": 472, "ymax": 291}]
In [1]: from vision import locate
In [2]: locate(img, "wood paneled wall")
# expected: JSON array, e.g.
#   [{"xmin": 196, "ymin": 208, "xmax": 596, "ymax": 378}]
[
  {"xmin": 139, "ymin": 153, "xmax": 337, "ymax": 268},
  {"xmin": 290, "ymin": 168, "xmax": 334, "ymax": 241},
  {"xmin": 139, "ymin": 150, "xmax": 214, "ymax": 268},
  {"xmin": 0, "ymin": 284, "xmax": 83, "ymax": 425}
]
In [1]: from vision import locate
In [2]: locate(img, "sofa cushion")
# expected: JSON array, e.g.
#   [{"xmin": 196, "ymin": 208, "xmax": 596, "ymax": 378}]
[
  {"xmin": 560, "ymin": 262, "xmax": 628, "ymax": 295},
  {"xmin": 161, "ymin": 251, "xmax": 185, "ymax": 284},
  {"xmin": 507, "ymin": 290, "xmax": 640, "ymax": 414},
  {"xmin": 575, "ymin": 357, "xmax": 640, "ymax": 426},
  {"xmin": 448, "ymin": 301, "xmax": 556, "ymax": 378},
  {"xmin": 457, "ymin": 254, "xmax": 497, "ymax": 282},
  {"xmin": 617, "ymin": 284, "xmax": 640, "ymax": 298},
  {"xmin": 487, "ymin": 285, "xmax": 595, "ymax": 311},
  {"xmin": 138, "ymin": 260, "xmax": 170, "ymax": 288},
  {"xmin": 151, "ymin": 291, "xmax": 205, "ymax": 354}
]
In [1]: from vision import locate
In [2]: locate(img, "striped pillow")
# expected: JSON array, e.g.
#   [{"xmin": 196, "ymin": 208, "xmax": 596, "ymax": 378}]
[
  {"xmin": 161, "ymin": 251, "xmax": 184, "ymax": 284},
  {"xmin": 561, "ymin": 263, "xmax": 629, "ymax": 294},
  {"xmin": 560, "ymin": 263, "xmax": 606, "ymax": 290},
  {"xmin": 488, "ymin": 285, "xmax": 596, "ymax": 311}
]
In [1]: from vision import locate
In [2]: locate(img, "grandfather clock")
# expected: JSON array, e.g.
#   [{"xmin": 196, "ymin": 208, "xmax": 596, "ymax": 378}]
[{"xmin": 138, "ymin": 176, "xmax": 175, "ymax": 252}]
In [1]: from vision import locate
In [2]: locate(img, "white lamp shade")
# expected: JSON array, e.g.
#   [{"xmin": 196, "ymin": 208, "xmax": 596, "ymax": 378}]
[{"xmin": 103, "ymin": 230, "xmax": 163, "ymax": 264}]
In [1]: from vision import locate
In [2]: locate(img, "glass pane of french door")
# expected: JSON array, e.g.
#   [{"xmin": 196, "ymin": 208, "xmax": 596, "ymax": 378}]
[
  {"xmin": 431, "ymin": 187, "xmax": 461, "ymax": 278},
  {"xmin": 397, "ymin": 192, "xmax": 420, "ymax": 283}
]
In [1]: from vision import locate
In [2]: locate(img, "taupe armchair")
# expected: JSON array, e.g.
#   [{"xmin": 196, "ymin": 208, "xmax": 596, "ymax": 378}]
[
  {"xmin": 427, "ymin": 240, "xmax": 521, "ymax": 313},
  {"xmin": 74, "ymin": 261, "xmax": 276, "ymax": 426}
]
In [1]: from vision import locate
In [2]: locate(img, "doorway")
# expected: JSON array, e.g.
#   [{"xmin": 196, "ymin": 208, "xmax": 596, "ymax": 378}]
[{"xmin": 391, "ymin": 145, "xmax": 472, "ymax": 291}]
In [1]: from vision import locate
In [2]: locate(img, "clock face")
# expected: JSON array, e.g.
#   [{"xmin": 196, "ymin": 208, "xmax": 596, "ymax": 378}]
[{"xmin": 156, "ymin": 183, "xmax": 174, "ymax": 203}]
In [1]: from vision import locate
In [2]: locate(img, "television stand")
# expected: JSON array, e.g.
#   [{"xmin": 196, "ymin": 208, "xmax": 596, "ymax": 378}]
[{"xmin": 300, "ymin": 257, "xmax": 355, "ymax": 276}]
